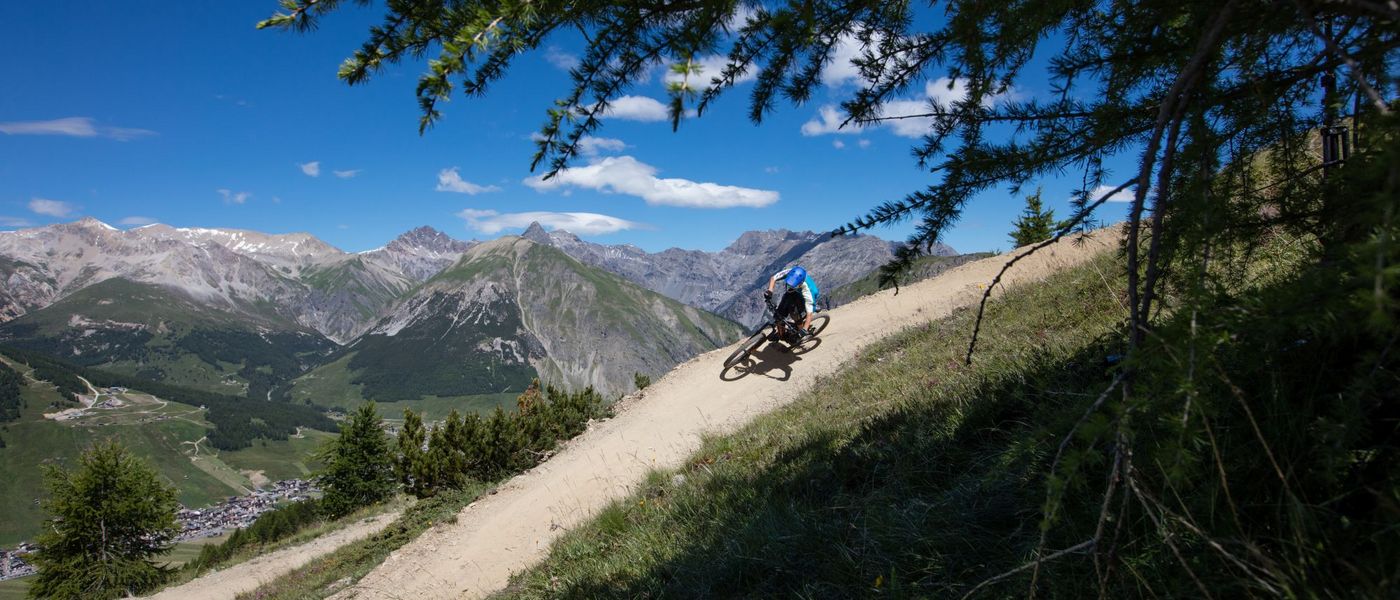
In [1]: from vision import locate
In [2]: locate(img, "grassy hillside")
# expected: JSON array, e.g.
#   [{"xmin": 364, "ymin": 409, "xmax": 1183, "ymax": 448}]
[
  {"xmin": 0, "ymin": 357, "xmax": 236, "ymax": 545},
  {"xmin": 0, "ymin": 355, "xmax": 331, "ymax": 546},
  {"xmin": 494, "ymin": 253, "xmax": 1126, "ymax": 597},
  {"xmin": 498, "ymin": 226, "xmax": 1395, "ymax": 598},
  {"xmin": 0, "ymin": 278, "xmax": 335, "ymax": 399},
  {"xmin": 289, "ymin": 336, "xmax": 524, "ymax": 423}
]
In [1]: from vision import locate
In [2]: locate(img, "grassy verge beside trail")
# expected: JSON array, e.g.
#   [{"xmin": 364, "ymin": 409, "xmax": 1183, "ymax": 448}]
[
  {"xmin": 151, "ymin": 497, "xmax": 409, "ymax": 594},
  {"xmin": 236, "ymin": 485, "xmax": 486, "ymax": 600},
  {"xmin": 494, "ymin": 253, "xmax": 1127, "ymax": 598}
]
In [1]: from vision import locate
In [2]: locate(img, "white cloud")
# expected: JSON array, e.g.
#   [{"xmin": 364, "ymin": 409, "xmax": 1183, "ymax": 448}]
[
  {"xmin": 218, "ymin": 189, "xmax": 251, "ymax": 205},
  {"xmin": 0, "ymin": 216, "xmax": 35, "ymax": 228},
  {"xmin": 299, "ymin": 161, "xmax": 321, "ymax": 177},
  {"xmin": 436, "ymin": 168, "xmax": 502, "ymax": 194},
  {"xmin": 832, "ymin": 139, "xmax": 846, "ymax": 149},
  {"xmin": 0, "ymin": 117, "xmax": 156, "ymax": 141},
  {"xmin": 28, "ymin": 198, "xmax": 76, "ymax": 217},
  {"xmin": 1087, "ymin": 185, "xmax": 1136, "ymax": 203},
  {"xmin": 118, "ymin": 216, "xmax": 157, "ymax": 226},
  {"xmin": 764, "ymin": 166, "xmax": 780, "ymax": 174},
  {"xmin": 545, "ymin": 46, "xmax": 579, "ymax": 70},
  {"xmin": 663, "ymin": 54, "xmax": 757, "ymax": 88},
  {"xmin": 822, "ymin": 32, "xmax": 870, "ymax": 87},
  {"xmin": 602, "ymin": 96, "xmax": 670, "ymax": 122},
  {"xmin": 858, "ymin": 139, "xmax": 871, "ymax": 148},
  {"xmin": 577, "ymin": 136, "xmax": 627, "ymax": 156},
  {"xmin": 802, "ymin": 78, "xmax": 1009, "ymax": 139},
  {"xmin": 523, "ymin": 155, "xmax": 779, "ymax": 209},
  {"xmin": 457, "ymin": 209, "xmax": 643, "ymax": 236},
  {"xmin": 333, "ymin": 169, "xmax": 361, "ymax": 179},
  {"xmin": 801, "ymin": 105, "xmax": 860, "ymax": 136}
]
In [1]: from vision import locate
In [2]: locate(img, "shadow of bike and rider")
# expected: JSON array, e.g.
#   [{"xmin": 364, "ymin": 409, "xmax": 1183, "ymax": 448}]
[{"xmin": 719, "ymin": 336, "xmax": 823, "ymax": 382}]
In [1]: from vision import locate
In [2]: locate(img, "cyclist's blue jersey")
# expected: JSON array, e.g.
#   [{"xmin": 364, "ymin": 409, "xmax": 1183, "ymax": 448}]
[{"xmin": 771, "ymin": 267, "xmax": 818, "ymax": 314}]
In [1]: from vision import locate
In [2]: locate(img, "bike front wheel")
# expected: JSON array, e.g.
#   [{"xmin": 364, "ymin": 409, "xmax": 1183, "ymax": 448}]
[{"xmin": 723, "ymin": 327, "xmax": 769, "ymax": 369}]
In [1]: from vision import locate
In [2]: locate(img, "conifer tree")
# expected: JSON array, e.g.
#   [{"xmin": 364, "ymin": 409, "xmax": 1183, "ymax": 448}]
[
  {"xmin": 1008, "ymin": 188, "xmax": 1056, "ymax": 248},
  {"xmin": 394, "ymin": 409, "xmax": 429, "ymax": 497},
  {"xmin": 319, "ymin": 402, "xmax": 395, "ymax": 517},
  {"xmin": 28, "ymin": 441, "xmax": 179, "ymax": 600}
]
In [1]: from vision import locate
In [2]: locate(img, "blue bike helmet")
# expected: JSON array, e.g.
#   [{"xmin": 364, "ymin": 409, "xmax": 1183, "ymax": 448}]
[{"xmin": 784, "ymin": 266, "xmax": 807, "ymax": 287}]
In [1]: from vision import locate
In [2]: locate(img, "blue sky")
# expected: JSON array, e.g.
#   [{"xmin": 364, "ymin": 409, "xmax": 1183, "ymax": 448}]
[{"xmin": 0, "ymin": 2, "xmax": 1137, "ymax": 254}]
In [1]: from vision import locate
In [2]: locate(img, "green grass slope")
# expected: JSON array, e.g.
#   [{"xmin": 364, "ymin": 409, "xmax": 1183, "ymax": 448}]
[
  {"xmin": 498, "ymin": 254, "xmax": 1127, "ymax": 597},
  {"xmin": 0, "ymin": 355, "xmax": 331, "ymax": 546},
  {"xmin": 0, "ymin": 278, "xmax": 335, "ymax": 399}
]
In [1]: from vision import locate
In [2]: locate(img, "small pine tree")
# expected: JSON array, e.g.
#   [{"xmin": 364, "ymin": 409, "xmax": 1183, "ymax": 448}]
[
  {"xmin": 28, "ymin": 440, "xmax": 180, "ymax": 600},
  {"xmin": 319, "ymin": 402, "xmax": 395, "ymax": 517},
  {"xmin": 395, "ymin": 409, "xmax": 428, "ymax": 497},
  {"xmin": 633, "ymin": 372, "xmax": 651, "ymax": 390},
  {"xmin": 1008, "ymin": 188, "xmax": 1057, "ymax": 248}
]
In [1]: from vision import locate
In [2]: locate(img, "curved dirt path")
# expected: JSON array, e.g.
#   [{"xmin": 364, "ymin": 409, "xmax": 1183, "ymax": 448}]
[
  {"xmin": 144, "ymin": 510, "xmax": 401, "ymax": 600},
  {"xmin": 328, "ymin": 229, "xmax": 1119, "ymax": 600}
]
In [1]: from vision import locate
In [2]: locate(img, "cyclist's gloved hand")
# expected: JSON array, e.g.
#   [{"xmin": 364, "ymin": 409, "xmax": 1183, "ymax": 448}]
[{"xmin": 763, "ymin": 290, "xmax": 772, "ymax": 301}]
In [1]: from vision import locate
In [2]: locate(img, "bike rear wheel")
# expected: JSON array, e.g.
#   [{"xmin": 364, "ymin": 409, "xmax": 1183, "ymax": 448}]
[
  {"xmin": 723, "ymin": 327, "xmax": 769, "ymax": 369},
  {"xmin": 807, "ymin": 314, "xmax": 831, "ymax": 337}
]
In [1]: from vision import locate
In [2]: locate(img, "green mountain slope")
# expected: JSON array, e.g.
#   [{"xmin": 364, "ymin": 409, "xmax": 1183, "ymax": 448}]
[
  {"xmin": 0, "ymin": 278, "xmax": 336, "ymax": 399},
  {"xmin": 0, "ymin": 355, "xmax": 330, "ymax": 546},
  {"xmin": 291, "ymin": 237, "xmax": 742, "ymax": 407}
]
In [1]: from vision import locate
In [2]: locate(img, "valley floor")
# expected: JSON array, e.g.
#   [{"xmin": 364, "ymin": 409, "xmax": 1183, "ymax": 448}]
[{"xmin": 309, "ymin": 228, "xmax": 1118, "ymax": 600}]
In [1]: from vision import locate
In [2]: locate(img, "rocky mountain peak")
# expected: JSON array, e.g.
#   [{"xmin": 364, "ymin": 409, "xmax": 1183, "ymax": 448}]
[
  {"xmin": 521, "ymin": 222, "xmax": 552, "ymax": 244},
  {"xmin": 387, "ymin": 226, "xmax": 472, "ymax": 254},
  {"xmin": 724, "ymin": 229, "xmax": 817, "ymax": 255}
]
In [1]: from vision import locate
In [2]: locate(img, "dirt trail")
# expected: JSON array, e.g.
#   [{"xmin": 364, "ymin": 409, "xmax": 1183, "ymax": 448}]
[
  {"xmin": 144, "ymin": 510, "xmax": 401, "ymax": 600},
  {"xmin": 328, "ymin": 229, "xmax": 1118, "ymax": 600}
]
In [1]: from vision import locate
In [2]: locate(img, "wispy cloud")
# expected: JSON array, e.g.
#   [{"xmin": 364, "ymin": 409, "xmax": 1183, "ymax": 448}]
[
  {"xmin": 602, "ymin": 96, "xmax": 670, "ymax": 122},
  {"xmin": 0, "ymin": 216, "xmax": 35, "ymax": 228},
  {"xmin": 118, "ymin": 216, "xmax": 157, "ymax": 226},
  {"xmin": 218, "ymin": 189, "xmax": 251, "ymax": 205},
  {"xmin": 524, "ymin": 155, "xmax": 779, "ymax": 209},
  {"xmin": 0, "ymin": 117, "xmax": 156, "ymax": 141},
  {"xmin": 545, "ymin": 46, "xmax": 580, "ymax": 70},
  {"xmin": 577, "ymin": 136, "xmax": 627, "ymax": 156},
  {"xmin": 299, "ymin": 161, "xmax": 321, "ymax": 177},
  {"xmin": 832, "ymin": 139, "xmax": 846, "ymax": 149},
  {"xmin": 457, "ymin": 209, "xmax": 644, "ymax": 236},
  {"xmin": 802, "ymin": 78, "xmax": 1011, "ymax": 138},
  {"xmin": 436, "ymin": 168, "xmax": 502, "ymax": 194},
  {"xmin": 29, "ymin": 198, "xmax": 77, "ymax": 217},
  {"xmin": 333, "ymin": 169, "xmax": 361, "ymax": 179},
  {"xmin": 1086, "ymin": 185, "xmax": 1136, "ymax": 203}
]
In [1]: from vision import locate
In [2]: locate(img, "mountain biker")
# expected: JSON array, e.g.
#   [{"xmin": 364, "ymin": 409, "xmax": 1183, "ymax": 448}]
[{"xmin": 764, "ymin": 266, "xmax": 819, "ymax": 341}]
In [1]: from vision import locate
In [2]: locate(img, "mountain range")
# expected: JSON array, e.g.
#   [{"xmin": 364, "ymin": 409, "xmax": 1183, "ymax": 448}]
[{"xmin": 0, "ymin": 218, "xmax": 953, "ymax": 401}]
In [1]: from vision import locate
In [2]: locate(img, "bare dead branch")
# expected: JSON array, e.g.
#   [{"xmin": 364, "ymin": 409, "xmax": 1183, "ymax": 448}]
[
  {"xmin": 960, "ymin": 539, "xmax": 1095, "ymax": 600},
  {"xmin": 964, "ymin": 180, "xmax": 1132, "ymax": 365}
]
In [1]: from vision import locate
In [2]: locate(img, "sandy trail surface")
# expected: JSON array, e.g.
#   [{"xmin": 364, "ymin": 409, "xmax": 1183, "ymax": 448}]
[
  {"xmin": 325, "ymin": 229, "xmax": 1118, "ymax": 600},
  {"xmin": 144, "ymin": 510, "xmax": 401, "ymax": 600}
]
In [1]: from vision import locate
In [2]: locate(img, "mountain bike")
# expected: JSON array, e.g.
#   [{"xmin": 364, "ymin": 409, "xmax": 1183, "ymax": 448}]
[{"xmin": 722, "ymin": 293, "xmax": 831, "ymax": 369}]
